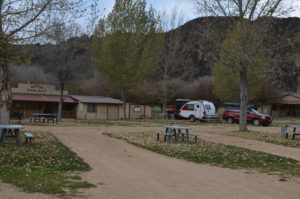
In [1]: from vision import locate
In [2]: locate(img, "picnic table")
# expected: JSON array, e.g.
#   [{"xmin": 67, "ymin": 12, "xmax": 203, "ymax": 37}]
[
  {"xmin": 30, "ymin": 113, "xmax": 57, "ymax": 123},
  {"xmin": 157, "ymin": 126, "xmax": 198, "ymax": 143},
  {"xmin": 0, "ymin": 125, "xmax": 23, "ymax": 146},
  {"xmin": 291, "ymin": 126, "xmax": 300, "ymax": 140}
]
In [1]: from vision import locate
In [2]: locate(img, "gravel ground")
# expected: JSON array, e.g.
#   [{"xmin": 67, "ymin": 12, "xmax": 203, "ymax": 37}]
[{"xmin": 1, "ymin": 124, "xmax": 300, "ymax": 199}]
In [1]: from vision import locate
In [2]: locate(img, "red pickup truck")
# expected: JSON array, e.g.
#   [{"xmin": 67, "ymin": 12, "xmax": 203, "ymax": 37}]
[{"xmin": 222, "ymin": 107, "xmax": 272, "ymax": 126}]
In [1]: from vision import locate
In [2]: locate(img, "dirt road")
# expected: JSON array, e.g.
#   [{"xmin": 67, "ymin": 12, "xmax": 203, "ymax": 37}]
[{"xmin": 15, "ymin": 125, "xmax": 299, "ymax": 199}]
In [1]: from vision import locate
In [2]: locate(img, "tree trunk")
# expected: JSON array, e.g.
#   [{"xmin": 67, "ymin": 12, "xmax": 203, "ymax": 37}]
[
  {"xmin": 57, "ymin": 81, "xmax": 64, "ymax": 121},
  {"xmin": 121, "ymin": 89, "xmax": 127, "ymax": 120},
  {"xmin": 0, "ymin": 101, "xmax": 9, "ymax": 124},
  {"xmin": 0, "ymin": 45, "xmax": 11, "ymax": 125},
  {"xmin": 162, "ymin": 78, "xmax": 167, "ymax": 119},
  {"xmin": 239, "ymin": 68, "xmax": 248, "ymax": 131},
  {"xmin": 162, "ymin": 100, "xmax": 167, "ymax": 120}
]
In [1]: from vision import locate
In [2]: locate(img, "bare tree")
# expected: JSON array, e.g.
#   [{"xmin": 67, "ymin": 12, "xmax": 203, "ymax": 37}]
[
  {"xmin": 193, "ymin": 0, "xmax": 293, "ymax": 131},
  {"xmin": 44, "ymin": 22, "xmax": 91, "ymax": 120},
  {"xmin": 183, "ymin": 76, "xmax": 215, "ymax": 101},
  {"xmin": 0, "ymin": 0, "xmax": 88, "ymax": 124},
  {"xmin": 157, "ymin": 7, "xmax": 187, "ymax": 117}
]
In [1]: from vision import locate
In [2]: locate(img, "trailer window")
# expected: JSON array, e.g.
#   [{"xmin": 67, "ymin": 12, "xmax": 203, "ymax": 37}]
[
  {"xmin": 205, "ymin": 105, "xmax": 211, "ymax": 111},
  {"xmin": 187, "ymin": 104, "xmax": 194, "ymax": 110}
]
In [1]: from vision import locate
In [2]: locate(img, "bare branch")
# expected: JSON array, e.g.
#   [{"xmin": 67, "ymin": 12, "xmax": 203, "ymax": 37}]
[{"xmin": 8, "ymin": 0, "xmax": 51, "ymax": 37}]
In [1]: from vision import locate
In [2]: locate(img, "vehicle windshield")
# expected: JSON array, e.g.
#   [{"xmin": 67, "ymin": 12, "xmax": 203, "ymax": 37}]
[{"xmin": 249, "ymin": 108, "xmax": 259, "ymax": 114}]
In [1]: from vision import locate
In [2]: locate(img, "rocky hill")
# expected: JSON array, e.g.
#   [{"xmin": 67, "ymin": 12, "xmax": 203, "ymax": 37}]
[
  {"xmin": 8, "ymin": 17, "xmax": 300, "ymax": 101},
  {"xmin": 164, "ymin": 16, "xmax": 300, "ymax": 92}
]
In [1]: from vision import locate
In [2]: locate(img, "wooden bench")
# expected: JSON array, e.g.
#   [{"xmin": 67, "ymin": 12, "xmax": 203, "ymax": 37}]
[
  {"xmin": 0, "ymin": 125, "xmax": 23, "ymax": 147},
  {"xmin": 292, "ymin": 130, "xmax": 300, "ymax": 140},
  {"xmin": 156, "ymin": 131, "xmax": 173, "ymax": 142},
  {"xmin": 292, "ymin": 133, "xmax": 300, "ymax": 139},
  {"xmin": 281, "ymin": 125, "xmax": 300, "ymax": 139},
  {"xmin": 30, "ymin": 114, "xmax": 57, "ymax": 123},
  {"xmin": 24, "ymin": 132, "xmax": 34, "ymax": 145},
  {"xmin": 157, "ymin": 131, "xmax": 199, "ymax": 143},
  {"xmin": 189, "ymin": 133, "xmax": 198, "ymax": 143}
]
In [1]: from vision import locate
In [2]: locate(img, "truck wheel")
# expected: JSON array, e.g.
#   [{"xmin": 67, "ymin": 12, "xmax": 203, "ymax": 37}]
[
  {"xmin": 189, "ymin": 116, "xmax": 195, "ymax": 122},
  {"xmin": 227, "ymin": 117, "xmax": 234, "ymax": 124},
  {"xmin": 253, "ymin": 119, "xmax": 260, "ymax": 126}
]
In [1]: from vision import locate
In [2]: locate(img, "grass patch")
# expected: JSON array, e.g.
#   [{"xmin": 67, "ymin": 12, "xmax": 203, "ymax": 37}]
[
  {"xmin": 105, "ymin": 132, "xmax": 300, "ymax": 177},
  {"xmin": 13, "ymin": 118, "xmax": 223, "ymax": 128},
  {"xmin": 209, "ymin": 130, "xmax": 300, "ymax": 148},
  {"xmin": 0, "ymin": 131, "xmax": 95, "ymax": 195},
  {"xmin": 272, "ymin": 118, "xmax": 300, "ymax": 127}
]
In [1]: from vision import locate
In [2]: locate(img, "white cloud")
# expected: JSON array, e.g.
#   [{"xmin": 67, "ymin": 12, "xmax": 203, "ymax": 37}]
[
  {"xmin": 98, "ymin": 0, "xmax": 300, "ymax": 19},
  {"xmin": 289, "ymin": 0, "xmax": 300, "ymax": 17},
  {"xmin": 150, "ymin": 0, "xmax": 197, "ymax": 21}
]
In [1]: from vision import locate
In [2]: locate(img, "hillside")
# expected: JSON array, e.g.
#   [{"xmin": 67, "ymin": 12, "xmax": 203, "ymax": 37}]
[
  {"xmin": 164, "ymin": 17, "xmax": 300, "ymax": 92},
  {"xmin": 7, "ymin": 17, "xmax": 300, "ymax": 103}
]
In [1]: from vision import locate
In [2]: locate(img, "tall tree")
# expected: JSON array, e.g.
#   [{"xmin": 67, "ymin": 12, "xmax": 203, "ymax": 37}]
[
  {"xmin": 93, "ymin": 0, "xmax": 163, "ymax": 120},
  {"xmin": 193, "ymin": 0, "xmax": 292, "ymax": 131},
  {"xmin": 0, "ymin": 0, "xmax": 85, "ymax": 124},
  {"xmin": 213, "ymin": 21, "xmax": 267, "ymax": 103}
]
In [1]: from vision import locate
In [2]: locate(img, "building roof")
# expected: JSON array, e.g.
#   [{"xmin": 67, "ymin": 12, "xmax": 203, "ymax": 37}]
[
  {"xmin": 70, "ymin": 95, "xmax": 123, "ymax": 104},
  {"xmin": 275, "ymin": 93, "xmax": 300, "ymax": 105},
  {"xmin": 12, "ymin": 94, "xmax": 77, "ymax": 103},
  {"xmin": 281, "ymin": 93, "xmax": 300, "ymax": 99},
  {"xmin": 278, "ymin": 101, "xmax": 300, "ymax": 105}
]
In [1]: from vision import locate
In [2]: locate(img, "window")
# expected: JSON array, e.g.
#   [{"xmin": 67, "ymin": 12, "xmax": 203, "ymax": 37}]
[
  {"xmin": 205, "ymin": 105, "xmax": 211, "ymax": 111},
  {"xmin": 134, "ymin": 106, "xmax": 141, "ymax": 112},
  {"xmin": 249, "ymin": 108, "xmax": 259, "ymax": 114},
  {"xmin": 63, "ymin": 104, "xmax": 73, "ymax": 111},
  {"xmin": 87, "ymin": 104, "xmax": 97, "ymax": 113},
  {"xmin": 187, "ymin": 104, "xmax": 194, "ymax": 110}
]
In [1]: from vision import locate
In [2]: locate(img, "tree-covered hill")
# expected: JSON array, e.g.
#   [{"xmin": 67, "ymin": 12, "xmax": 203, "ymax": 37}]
[
  {"xmin": 164, "ymin": 16, "xmax": 300, "ymax": 92},
  {"xmin": 7, "ymin": 17, "xmax": 300, "ymax": 104}
]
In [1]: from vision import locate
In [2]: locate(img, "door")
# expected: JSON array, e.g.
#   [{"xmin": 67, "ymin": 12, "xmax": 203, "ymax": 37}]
[
  {"xmin": 107, "ymin": 105, "xmax": 119, "ymax": 120},
  {"xmin": 195, "ymin": 104, "xmax": 201, "ymax": 119}
]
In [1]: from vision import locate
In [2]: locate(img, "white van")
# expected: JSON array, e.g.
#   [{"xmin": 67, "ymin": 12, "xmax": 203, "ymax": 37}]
[{"xmin": 177, "ymin": 100, "xmax": 216, "ymax": 122}]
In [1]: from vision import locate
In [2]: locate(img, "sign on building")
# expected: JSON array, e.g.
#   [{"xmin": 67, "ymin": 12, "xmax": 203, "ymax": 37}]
[{"xmin": 12, "ymin": 83, "xmax": 68, "ymax": 95}]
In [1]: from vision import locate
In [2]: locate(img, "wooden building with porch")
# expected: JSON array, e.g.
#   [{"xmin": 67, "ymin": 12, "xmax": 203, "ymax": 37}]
[
  {"xmin": 10, "ymin": 83, "xmax": 152, "ymax": 120},
  {"xmin": 11, "ymin": 83, "xmax": 77, "ymax": 118},
  {"xmin": 271, "ymin": 93, "xmax": 300, "ymax": 117}
]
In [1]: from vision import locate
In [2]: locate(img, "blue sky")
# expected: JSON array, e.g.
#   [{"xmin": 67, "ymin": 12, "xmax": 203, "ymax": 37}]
[
  {"xmin": 99, "ymin": 0, "xmax": 300, "ymax": 22},
  {"xmin": 100, "ymin": 0, "xmax": 198, "ymax": 23}
]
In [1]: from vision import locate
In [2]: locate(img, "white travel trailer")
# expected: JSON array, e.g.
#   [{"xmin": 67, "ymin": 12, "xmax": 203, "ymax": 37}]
[{"xmin": 177, "ymin": 100, "xmax": 217, "ymax": 122}]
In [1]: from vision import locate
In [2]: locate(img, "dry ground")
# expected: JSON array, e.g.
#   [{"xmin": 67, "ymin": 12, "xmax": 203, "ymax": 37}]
[{"xmin": 1, "ymin": 123, "xmax": 300, "ymax": 199}]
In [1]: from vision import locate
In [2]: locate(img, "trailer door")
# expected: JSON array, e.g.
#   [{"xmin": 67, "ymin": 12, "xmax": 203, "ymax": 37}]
[{"xmin": 195, "ymin": 104, "xmax": 201, "ymax": 119}]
